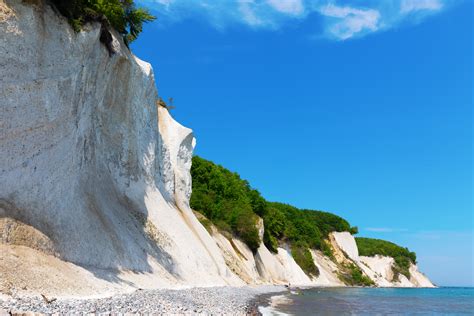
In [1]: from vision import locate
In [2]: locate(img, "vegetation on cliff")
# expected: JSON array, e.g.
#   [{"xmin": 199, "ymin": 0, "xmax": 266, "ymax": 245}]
[
  {"xmin": 356, "ymin": 237, "xmax": 417, "ymax": 280},
  {"xmin": 263, "ymin": 202, "xmax": 356, "ymax": 253},
  {"xmin": 190, "ymin": 156, "xmax": 263, "ymax": 252},
  {"xmin": 190, "ymin": 156, "xmax": 355, "ymax": 276},
  {"xmin": 51, "ymin": 0, "xmax": 155, "ymax": 44},
  {"xmin": 291, "ymin": 242, "xmax": 319, "ymax": 278},
  {"xmin": 190, "ymin": 156, "xmax": 418, "ymax": 283},
  {"xmin": 338, "ymin": 263, "xmax": 375, "ymax": 286},
  {"xmin": 261, "ymin": 202, "xmax": 355, "ymax": 275}
]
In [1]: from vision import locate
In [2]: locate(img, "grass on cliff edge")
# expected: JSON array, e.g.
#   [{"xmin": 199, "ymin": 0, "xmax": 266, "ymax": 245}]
[
  {"xmin": 356, "ymin": 237, "xmax": 417, "ymax": 281},
  {"xmin": 51, "ymin": 0, "xmax": 155, "ymax": 44}
]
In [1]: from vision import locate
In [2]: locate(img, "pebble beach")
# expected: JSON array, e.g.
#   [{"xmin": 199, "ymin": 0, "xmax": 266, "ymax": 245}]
[{"xmin": 0, "ymin": 286, "xmax": 285, "ymax": 315}]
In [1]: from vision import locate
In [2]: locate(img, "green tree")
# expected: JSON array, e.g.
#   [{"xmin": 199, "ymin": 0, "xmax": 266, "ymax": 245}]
[
  {"xmin": 350, "ymin": 226, "xmax": 359, "ymax": 235},
  {"xmin": 190, "ymin": 156, "xmax": 261, "ymax": 252},
  {"xmin": 51, "ymin": 0, "xmax": 155, "ymax": 44},
  {"xmin": 262, "ymin": 206, "xmax": 286, "ymax": 252},
  {"xmin": 291, "ymin": 241, "xmax": 319, "ymax": 278}
]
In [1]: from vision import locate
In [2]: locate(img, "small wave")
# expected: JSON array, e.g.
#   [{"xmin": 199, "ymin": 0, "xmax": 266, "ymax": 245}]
[
  {"xmin": 258, "ymin": 294, "xmax": 293, "ymax": 316},
  {"xmin": 258, "ymin": 305, "xmax": 291, "ymax": 316}
]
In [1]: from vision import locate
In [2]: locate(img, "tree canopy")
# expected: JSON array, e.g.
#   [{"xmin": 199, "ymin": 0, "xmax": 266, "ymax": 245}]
[
  {"xmin": 190, "ymin": 156, "xmax": 262, "ymax": 252},
  {"xmin": 52, "ymin": 0, "xmax": 155, "ymax": 44}
]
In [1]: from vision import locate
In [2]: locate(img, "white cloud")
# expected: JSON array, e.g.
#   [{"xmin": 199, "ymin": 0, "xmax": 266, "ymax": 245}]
[
  {"xmin": 138, "ymin": 0, "xmax": 449, "ymax": 40},
  {"xmin": 267, "ymin": 0, "xmax": 304, "ymax": 15},
  {"xmin": 156, "ymin": 0, "xmax": 174, "ymax": 6},
  {"xmin": 400, "ymin": 0, "xmax": 443, "ymax": 13},
  {"xmin": 318, "ymin": 4, "xmax": 380, "ymax": 40},
  {"xmin": 238, "ymin": 0, "xmax": 264, "ymax": 26}
]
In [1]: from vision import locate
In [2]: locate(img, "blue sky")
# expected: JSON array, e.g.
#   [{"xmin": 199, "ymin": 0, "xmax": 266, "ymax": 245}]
[{"xmin": 132, "ymin": 0, "xmax": 473, "ymax": 286}]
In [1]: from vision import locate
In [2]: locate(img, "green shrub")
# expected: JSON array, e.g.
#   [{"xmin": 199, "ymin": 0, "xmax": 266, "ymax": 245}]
[
  {"xmin": 262, "ymin": 205, "xmax": 286, "ymax": 252},
  {"xmin": 233, "ymin": 208, "xmax": 260, "ymax": 252},
  {"xmin": 263, "ymin": 231, "xmax": 279, "ymax": 253},
  {"xmin": 349, "ymin": 226, "xmax": 359, "ymax": 235},
  {"xmin": 263, "ymin": 202, "xmax": 351, "ymax": 253},
  {"xmin": 190, "ymin": 156, "xmax": 262, "ymax": 252},
  {"xmin": 321, "ymin": 240, "xmax": 334, "ymax": 259},
  {"xmin": 356, "ymin": 237, "xmax": 416, "ymax": 280},
  {"xmin": 291, "ymin": 242, "xmax": 319, "ymax": 278},
  {"xmin": 51, "ymin": 0, "xmax": 155, "ymax": 44},
  {"xmin": 391, "ymin": 256, "xmax": 412, "ymax": 282},
  {"xmin": 338, "ymin": 263, "xmax": 374, "ymax": 286}
]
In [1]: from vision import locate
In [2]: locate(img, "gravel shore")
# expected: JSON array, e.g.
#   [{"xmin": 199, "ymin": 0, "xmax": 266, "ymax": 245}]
[{"xmin": 0, "ymin": 286, "xmax": 286, "ymax": 315}]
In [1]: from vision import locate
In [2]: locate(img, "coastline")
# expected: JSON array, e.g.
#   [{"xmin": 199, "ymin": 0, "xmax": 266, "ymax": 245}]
[
  {"xmin": 252, "ymin": 292, "xmax": 293, "ymax": 316},
  {"xmin": 0, "ymin": 286, "xmax": 286, "ymax": 315}
]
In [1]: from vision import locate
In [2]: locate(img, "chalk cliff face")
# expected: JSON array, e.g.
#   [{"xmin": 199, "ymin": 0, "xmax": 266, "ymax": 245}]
[
  {"xmin": 330, "ymin": 232, "xmax": 434, "ymax": 288},
  {"xmin": 0, "ymin": 0, "xmax": 433, "ymax": 297},
  {"xmin": 0, "ymin": 0, "xmax": 241, "ymax": 294}
]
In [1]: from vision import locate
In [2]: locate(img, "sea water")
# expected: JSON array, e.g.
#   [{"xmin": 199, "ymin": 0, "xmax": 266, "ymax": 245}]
[{"xmin": 259, "ymin": 287, "xmax": 474, "ymax": 315}]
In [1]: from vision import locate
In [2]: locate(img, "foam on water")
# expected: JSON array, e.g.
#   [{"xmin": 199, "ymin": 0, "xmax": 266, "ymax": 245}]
[{"xmin": 258, "ymin": 294, "xmax": 292, "ymax": 316}]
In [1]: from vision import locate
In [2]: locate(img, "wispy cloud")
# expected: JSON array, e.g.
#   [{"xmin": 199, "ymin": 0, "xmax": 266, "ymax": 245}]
[
  {"xmin": 400, "ymin": 0, "xmax": 443, "ymax": 13},
  {"xmin": 239, "ymin": 0, "xmax": 264, "ymax": 27},
  {"xmin": 267, "ymin": 0, "xmax": 304, "ymax": 15},
  {"xmin": 138, "ymin": 0, "xmax": 450, "ymax": 40},
  {"xmin": 318, "ymin": 4, "xmax": 380, "ymax": 40}
]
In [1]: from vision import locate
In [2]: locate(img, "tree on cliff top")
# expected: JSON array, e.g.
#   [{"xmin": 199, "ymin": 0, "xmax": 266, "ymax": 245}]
[
  {"xmin": 52, "ymin": 0, "xmax": 155, "ymax": 45},
  {"xmin": 190, "ymin": 156, "xmax": 262, "ymax": 253}
]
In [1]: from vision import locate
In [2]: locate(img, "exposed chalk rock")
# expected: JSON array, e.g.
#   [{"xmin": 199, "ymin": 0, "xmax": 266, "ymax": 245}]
[
  {"xmin": 212, "ymin": 231, "xmax": 262, "ymax": 284},
  {"xmin": 310, "ymin": 250, "xmax": 345, "ymax": 286},
  {"xmin": 331, "ymin": 232, "xmax": 435, "ymax": 288},
  {"xmin": 332, "ymin": 232, "xmax": 360, "ymax": 262},
  {"xmin": 359, "ymin": 255, "xmax": 395, "ymax": 287},
  {"xmin": 409, "ymin": 264, "xmax": 435, "ymax": 287},
  {"xmin": 0, "ymin": 0, "xmax": 240, "ymax": 293}
]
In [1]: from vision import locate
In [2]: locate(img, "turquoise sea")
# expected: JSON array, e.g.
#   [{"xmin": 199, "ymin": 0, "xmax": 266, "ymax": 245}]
[{"xmin": 259, "ymin": 287, "xmax": 474, "ymax": 315}]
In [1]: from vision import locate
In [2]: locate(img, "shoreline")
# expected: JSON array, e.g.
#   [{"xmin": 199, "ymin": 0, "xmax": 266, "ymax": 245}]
[
  {"xmin": 0, "ymin": 286, "xmax": 287, "ymax": 315},
  {"xmin": 1, "ymin": 285, "xmax": 441, "ymax": 315},
  {"xmin": 250, "ymin": 292, "xmax": 291, "ymax": 316}
]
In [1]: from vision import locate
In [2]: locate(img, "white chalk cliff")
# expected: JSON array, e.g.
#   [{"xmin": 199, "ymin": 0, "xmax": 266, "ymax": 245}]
[
  {"xmin": 0, "ymin": 0, "xmax": 433, "ymax": 298},
  {"xmin": 330, "ymin": 232, "xmax": 434, "ymax": 288}
]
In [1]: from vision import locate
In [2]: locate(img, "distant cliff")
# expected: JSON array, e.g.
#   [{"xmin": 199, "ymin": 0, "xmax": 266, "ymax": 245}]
[{"xmin": 0, "ymin": 0, "xmax": 433, "ymax": 298}]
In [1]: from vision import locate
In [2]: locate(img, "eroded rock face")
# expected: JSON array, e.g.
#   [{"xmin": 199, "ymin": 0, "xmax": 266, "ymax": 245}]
[
  {"xmin": 330, "ymin": 232, "xmax": 435, "ymax": 287},
  {"xmin": 331, "ymin": 232, "xmax": 360, "ymax": 262},
  {"xmin": 0, "ymin": 0, "xmax": 239, "ymax": 287}
]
